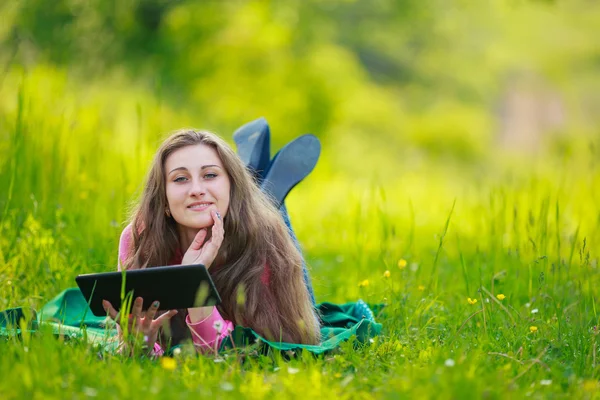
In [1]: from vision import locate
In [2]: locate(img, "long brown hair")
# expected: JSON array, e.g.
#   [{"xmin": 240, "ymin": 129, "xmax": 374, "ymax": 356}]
[{"xmin": 123, "ymin": 129, "xmax": 320, "ymax": 345}]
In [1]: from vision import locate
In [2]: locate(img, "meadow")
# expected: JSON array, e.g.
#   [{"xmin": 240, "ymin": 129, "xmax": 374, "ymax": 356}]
[
  {"xmin": 0, "ymin": 65, "xmax": 598, "ymax": 399},
  {"xmin": 2, "ymin": 1, "xmax": 600, "ymax": 398}
]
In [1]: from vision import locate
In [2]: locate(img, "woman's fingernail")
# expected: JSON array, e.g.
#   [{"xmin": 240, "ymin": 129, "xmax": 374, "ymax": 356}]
[
  {"xmin": 216, "ymin": 211, "xmax": 221, "ymax": 220},
  {"xmin": 153, "ymin": 301, "xmax": 160, "ymax": 308},
  {"xmin": 102, "ymin": 300, "xmax": 108, "ymax": 309}
]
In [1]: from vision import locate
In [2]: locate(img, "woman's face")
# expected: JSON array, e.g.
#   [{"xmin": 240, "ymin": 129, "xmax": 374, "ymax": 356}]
[{"xmin": 164, "ymin": 144, "xmax": 231, "ymax": 230}]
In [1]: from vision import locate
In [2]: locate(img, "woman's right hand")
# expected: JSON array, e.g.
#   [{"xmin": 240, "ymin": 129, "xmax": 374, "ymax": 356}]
[
  {"xmin": 181, "ymin": 209, "xmax": 224, "ymax": 269},
  {"xmin": 103, "ymin": 296, "xmax": 178, "ymax": 355}
]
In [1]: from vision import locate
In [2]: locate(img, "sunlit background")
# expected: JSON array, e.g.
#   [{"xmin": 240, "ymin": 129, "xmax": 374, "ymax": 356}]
[{"xmin": 1, "ymin": 0, "xmax": 599, "ymax": 303}]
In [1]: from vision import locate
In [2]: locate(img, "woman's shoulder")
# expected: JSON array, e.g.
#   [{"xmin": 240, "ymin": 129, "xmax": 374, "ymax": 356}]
[{"xmin": 118, "ymin": 223, "xmax": 134, "ymax": 270}]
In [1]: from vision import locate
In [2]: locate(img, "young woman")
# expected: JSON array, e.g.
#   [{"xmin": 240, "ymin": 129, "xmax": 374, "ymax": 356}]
[{"xmin": 102, "ymin": 129, "xmax": 321, "ymax": 356}]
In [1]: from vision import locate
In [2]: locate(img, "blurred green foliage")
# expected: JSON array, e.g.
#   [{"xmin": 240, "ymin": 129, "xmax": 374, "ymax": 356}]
[{"xmin": 2, "ymin": 0, "xmax": 599, "ymax": 159}]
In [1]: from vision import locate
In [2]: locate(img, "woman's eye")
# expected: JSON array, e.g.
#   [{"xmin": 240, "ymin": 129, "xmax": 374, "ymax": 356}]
[
  {"xmin": 204, "ymin": 173, "xmax": 217, "ymax": 179},
  {"xmin": 174, "ymin": 176, "xmax": 188, "ymax": 183}
]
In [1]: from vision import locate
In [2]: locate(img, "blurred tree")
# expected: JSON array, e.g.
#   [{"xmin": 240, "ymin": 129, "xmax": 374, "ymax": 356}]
[{"xmin": 1, "ymin": 0, "xmax": 599, "ymax": 159}]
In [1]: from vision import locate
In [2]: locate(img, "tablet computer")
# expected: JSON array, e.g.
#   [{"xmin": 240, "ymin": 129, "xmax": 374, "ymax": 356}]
[{"xmin": 75, "ymin": 264, "xmax": 221, "ymax": 317}]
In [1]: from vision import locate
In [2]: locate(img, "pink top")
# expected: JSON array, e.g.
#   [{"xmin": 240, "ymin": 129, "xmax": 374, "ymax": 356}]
[{"xmin": 118, "ymin": 224, "xmax": 234, "ymax": 354}]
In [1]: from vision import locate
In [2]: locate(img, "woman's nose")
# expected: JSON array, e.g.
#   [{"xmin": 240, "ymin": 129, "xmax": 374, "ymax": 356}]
[{"xmin": 189, "ymin": 179, "xmax": 206, "ymax": 196}]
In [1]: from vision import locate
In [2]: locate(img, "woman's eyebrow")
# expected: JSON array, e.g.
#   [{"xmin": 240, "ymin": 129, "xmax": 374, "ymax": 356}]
[
  {"xmin": 168, "ymin": 165, "xmax": 222, "ymax": 175},
  {"xmin": 200, "ymin": 164, "xmax": 222, "ymax": 170},
  {"xmin": 168, "ymin": 166, "xmax": 188, "ymax": 175}
]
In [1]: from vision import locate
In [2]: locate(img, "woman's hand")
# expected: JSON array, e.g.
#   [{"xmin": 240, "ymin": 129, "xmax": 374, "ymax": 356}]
[
  {"xmin": 102, "ymin": 296, "xmax": 177, "ymax": 356},
  {"xmin": 181, "ymin": 209, "xmax": 224, "ymax": 269}
]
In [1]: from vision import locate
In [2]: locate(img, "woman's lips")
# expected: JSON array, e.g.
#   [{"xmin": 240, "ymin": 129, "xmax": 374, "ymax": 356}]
[{"xmin": 186, "ymin": 202, "xmax": 213, "ymax": 212}]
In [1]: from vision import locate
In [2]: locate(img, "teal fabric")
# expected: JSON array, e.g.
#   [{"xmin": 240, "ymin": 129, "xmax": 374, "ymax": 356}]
[
  {"xmin": 1, "ymin": 288, "xmax": 382, "ymax": 355},
  {"xmin": 1, "ymin": 288, "xmax": 118, "ymax": 349}
]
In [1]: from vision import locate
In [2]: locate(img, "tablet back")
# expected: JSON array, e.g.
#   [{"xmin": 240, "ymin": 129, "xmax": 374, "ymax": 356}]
[{"xmin": 75, "ymin": 264, "xmax": 221, "ymax": 316}]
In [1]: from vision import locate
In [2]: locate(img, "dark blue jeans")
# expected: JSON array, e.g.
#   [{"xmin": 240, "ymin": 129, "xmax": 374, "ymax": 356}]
[{"xmin": 279, "ymin": 204, "xmax": 316, "ymax": 305}]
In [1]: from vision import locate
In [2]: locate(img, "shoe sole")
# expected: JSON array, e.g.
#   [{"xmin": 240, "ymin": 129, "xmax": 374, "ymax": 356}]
[
  {"xmin": 233, "ymin": 117, "xmax": 271, "ymax": 180},
  {"xmin": 261, "ymin": 134, "xmax": 321, "ymax": 207}
]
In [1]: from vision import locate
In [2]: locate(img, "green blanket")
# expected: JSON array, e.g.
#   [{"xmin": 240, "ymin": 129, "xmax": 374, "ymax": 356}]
[{"xmin": 1, "ymin": 288, "xmax": 382, "ymax": 355}]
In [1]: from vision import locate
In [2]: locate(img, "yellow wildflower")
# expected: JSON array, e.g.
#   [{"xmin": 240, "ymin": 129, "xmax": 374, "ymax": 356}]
[
  {"xmin": 418, "ymin": 285, "xmax": 425, "ymax": 291},
  {"xmin": 160, "ymin": 357, "xmax": 177, "ymax": 370},
  {"xmin": 358, "ymin": 279, "xmax": 370, "ymax": 288},
  {"xmin": 583, "ymin": 380, "xmax": 599, "ymax": 391},
  {"xmin": 383, "ymin": 270, "xmax": 391, "ymax": 278},
  {"xmin": 467, "ymin": 297, "xmax": 478, "ymax": 305},
  {"xmin": 496, "ymin": 294, "xmax": 506, "ymax": 301},
  {"xmin": 529, "ymin": 326, "xmax": 538, "ymax": 333},
  {"xmin": 397, "ymin": 259, "xmax": 407, "ymax": 269}
]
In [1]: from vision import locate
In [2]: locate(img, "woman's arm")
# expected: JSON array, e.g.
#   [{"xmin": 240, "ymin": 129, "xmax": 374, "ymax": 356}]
[
  {"xmin": 118, "ymin": 223, "xmax": 133, "ymax": 271},
  {"xmin": 179, "ymin": 211, "xmax": 233, "ymax": 352},
  {"xmin": 185, "ymin": 307, "xmax": 233, "ymax": 352}
]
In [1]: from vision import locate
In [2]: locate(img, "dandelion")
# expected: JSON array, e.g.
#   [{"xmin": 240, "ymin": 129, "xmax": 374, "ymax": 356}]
[
  {"xmin": 358, "ymin": 280, "xmax": 370, "ymax": 288},
  {"xmin": 467, "ymin": 297, "xmax": 478, "ymax": 305},
  {"xmin": 383, "ymin": 270, "xmax": 391, "ymax": 278},
  {"xmin": 496, "ymin": 294, "xmax": 506, "ymax": 301},
  {"xmin": 529, "ymin": 326, "xmax": 538, "ymax": 333},
  {"xmin": 531, "ymin": 308, "xmax": 539, "ymax": 314},
  {"xmin": 418, "ymin": 285, "xmax": 425, "ymax": 291},
  {"xmin": 160, "ymin": 357, "xmax": 177, "ymax": 370},
  {"xmin": 444, "ymin": 359, "xmax": 455, "ymax": 367},
  {"xmin": 540, "ymin": 380, "xmax": 552, "ymax": 386},
  {"xmin": 397, "ymin": 259, "xmax": 407, "ymax": 269}
]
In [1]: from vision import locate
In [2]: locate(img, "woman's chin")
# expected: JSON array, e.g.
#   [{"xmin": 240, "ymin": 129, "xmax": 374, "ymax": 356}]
[{"xmin": 179, "ymin": 216, "xmax": 214, "ymax": 230}]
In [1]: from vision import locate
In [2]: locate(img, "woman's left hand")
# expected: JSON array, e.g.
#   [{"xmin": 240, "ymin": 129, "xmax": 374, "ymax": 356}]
[
  {"xmin": 103, "ymin": 296, "xmax": 178, "ymax": 356},
  {"xmin": 181, "ymin": 209, "xmax": 224, "ymax": 269}
]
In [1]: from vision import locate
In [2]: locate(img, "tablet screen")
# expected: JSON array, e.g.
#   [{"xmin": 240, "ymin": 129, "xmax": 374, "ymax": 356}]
[{"xmin": 75, "ymin": 264, "xmax": 221, "ymax": 316}]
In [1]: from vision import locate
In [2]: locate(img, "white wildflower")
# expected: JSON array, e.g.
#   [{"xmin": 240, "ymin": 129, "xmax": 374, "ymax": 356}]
[{"xmin": 83, "ymin": 387, "xmax": 98, "ymax": 397}]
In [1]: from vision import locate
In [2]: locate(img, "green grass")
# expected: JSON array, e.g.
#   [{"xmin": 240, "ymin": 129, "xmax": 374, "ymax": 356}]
[{"xmin": 1, "ymin": 67, "xmax": 600, "ymax": 399}]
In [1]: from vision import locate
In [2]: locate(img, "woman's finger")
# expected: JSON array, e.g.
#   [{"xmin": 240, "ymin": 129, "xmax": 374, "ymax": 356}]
[
  {"xmin": 142, "ymin": 300, "xmax": 160, "ymax": 330},
  {"xmin": 151, "ymin": 309, "xmax": 178, "ymax": 331},
  {"xmin": 102, "ymin": 300, "xmax": 118, "ymax": 320},
  {"xmin": 189, "ymin": 229, "xmax": 207, "ymax": 251},
  {"xmin": 132, "ymin": 296, "xmax": 143, "ymax": 317},
  {"xmin": 210, "ymin": 210, "xmax": 225, "ymax": 244},
  {"xmin": 130, "ymin": 297, "xmax": 144, "ymax": 331}
]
